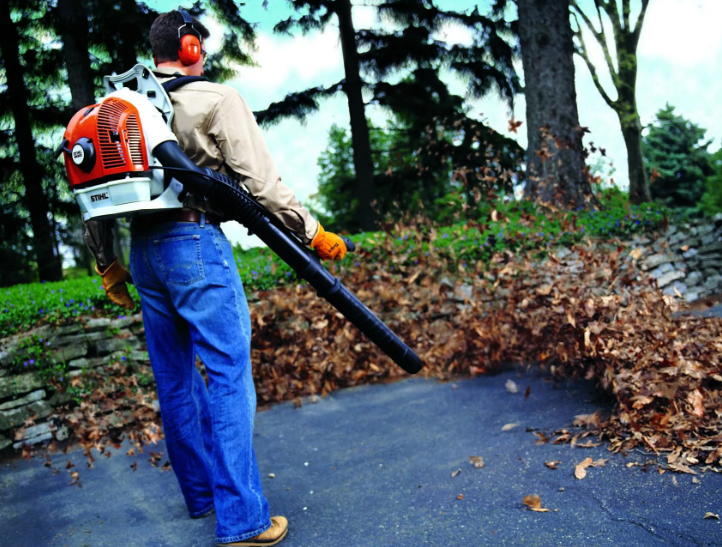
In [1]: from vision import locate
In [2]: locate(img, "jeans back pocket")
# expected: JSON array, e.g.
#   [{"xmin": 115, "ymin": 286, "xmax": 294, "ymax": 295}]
[{"xmin": 154, "ymin": 234, "xmax": 205, "ymax": 285}]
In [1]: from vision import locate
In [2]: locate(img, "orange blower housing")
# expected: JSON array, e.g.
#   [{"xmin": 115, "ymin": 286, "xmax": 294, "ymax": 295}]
[
  {"xmin": 63, "ymin": 97, "xmax": 149, "ymax": 189},
  {"xmin": 59, "ymin": 73, "xmax": 184, "ymax": 222}
]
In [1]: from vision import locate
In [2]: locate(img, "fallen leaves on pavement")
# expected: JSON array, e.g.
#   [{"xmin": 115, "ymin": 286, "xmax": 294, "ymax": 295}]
[
  {"xmin": 469, "ymin": 456, "xmax": 485, "ymax": 468},
  {"xmin": 575, "ymin": 457, "xmax": 608, "ymax": 479},
  {"xmin": 523, "ymin": 494, "xmax": 550, "ymax": 512}
]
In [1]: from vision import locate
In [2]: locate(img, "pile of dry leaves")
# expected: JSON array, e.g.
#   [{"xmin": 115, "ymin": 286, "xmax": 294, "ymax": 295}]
[
  {"xmin": 250, "ymin": 236, "xmax": 722, "ymax": 472},
  {"xmin": 29, "ymin": 232, "xmax": 722, "ymax": 477}
]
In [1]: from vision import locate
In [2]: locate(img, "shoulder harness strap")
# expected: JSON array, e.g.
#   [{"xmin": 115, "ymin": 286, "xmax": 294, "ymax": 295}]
[{"xmin": 161, "ymin": 74, "xmax": 208, "ymax": 93}]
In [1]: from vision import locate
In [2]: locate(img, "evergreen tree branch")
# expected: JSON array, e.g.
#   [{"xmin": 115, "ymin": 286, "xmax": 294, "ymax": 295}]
[{"xmin": 254, "ymin": 80, "xmax": 345, "ymax": 127}]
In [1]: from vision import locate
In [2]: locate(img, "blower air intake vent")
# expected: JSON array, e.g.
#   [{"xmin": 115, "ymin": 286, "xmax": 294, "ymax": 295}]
[
  {"xmin": 97, "ymin": 99, "xmax": 144, "ymax": 170},
  {"xmin": 125, "ymin": 114, "xmax": 144, "ymax": 166}
]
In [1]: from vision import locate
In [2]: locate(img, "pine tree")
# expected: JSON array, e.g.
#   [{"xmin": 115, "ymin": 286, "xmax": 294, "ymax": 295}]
[
  {"xmin": 700, "ymin": 149, "xmax": 722, "ymax": 215},
  {"xmin": 643, "ymin": 104, "xmax": 713, "ymax": 209},
  {"xmin": 0, "ymin": 0, "xmax": 66, "ymax": 282},
  {"xmin": 259, "ymin": 0, "xmax": 521, "ymax": 229}
]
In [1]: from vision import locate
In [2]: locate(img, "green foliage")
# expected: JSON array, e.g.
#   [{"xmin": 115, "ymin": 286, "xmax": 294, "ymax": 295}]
[
  {"xmin": 8, "ymin": 334, "xmax": 66, "ymax": 386},
  {"xmin": 311, "ymin": 121, "xmax": 522, "ymax": 232},
  {"xmin": 700, "ymin": 148, "xmax": 722, "ymax": 215},
  {"xmin": 643, "ymin": 104, "xmax": 713, "ymax": 209},
  {"xmin": 1, "ymin": 277, "xmax": 139, "ymax": 338}
]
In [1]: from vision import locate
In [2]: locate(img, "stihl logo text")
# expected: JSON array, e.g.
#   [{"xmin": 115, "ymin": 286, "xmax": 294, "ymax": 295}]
[{"xmin": 90, "ymin": 192, "xmax": 109, "ymax": 202}]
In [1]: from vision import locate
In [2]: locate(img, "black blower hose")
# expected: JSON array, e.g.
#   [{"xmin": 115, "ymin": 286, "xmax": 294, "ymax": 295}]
[{"xmin": 154, "ymin": 141, "xmax": 423, "ymax": 375}]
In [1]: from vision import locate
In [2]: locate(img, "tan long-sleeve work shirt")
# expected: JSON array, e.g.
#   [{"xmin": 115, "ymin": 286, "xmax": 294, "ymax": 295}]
[
  {"xmin": 83, "ymin": 68, "xmax": 320, "ymax": 270},
  {"xmin": 153, "ymin": 67, "xmax": 319, "ymax": 244}
]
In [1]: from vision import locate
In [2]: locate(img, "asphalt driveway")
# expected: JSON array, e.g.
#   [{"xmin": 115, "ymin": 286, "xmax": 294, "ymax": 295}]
[{"xmin": 1, "ymin": 370, "xmax": 721, "ymax": 547}]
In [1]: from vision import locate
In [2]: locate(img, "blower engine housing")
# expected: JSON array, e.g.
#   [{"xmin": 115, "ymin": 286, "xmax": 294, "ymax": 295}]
[{"xmin": 59, "ymin": 65, "xmax": 183, "ymax": 221}]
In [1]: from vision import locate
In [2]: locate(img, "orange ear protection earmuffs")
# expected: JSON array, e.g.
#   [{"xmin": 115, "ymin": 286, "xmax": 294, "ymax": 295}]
[{"xmin": 177, "ymin": 8, "xmax": 201, "ymax": 66}]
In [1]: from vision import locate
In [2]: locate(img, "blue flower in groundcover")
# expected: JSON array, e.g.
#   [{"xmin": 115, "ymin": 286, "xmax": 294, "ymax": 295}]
[{"xmin": 29, "ymin": 359, "xmax": 35, "ymax": 365}]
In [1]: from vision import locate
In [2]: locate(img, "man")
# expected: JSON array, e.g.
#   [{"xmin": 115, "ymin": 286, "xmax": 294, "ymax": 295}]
[{"xmin": 87, "ymin": 9, "xmax": 347, "ymax": 546}]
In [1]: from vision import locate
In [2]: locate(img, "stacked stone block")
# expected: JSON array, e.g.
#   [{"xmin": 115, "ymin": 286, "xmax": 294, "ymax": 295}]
[
  {"xmin": 630, "ymin": 214, "xmax": 722, "ymax": 302},
  {"xmin": 0, "ymin": 314, "xmax": 147, "ymax": 451}
]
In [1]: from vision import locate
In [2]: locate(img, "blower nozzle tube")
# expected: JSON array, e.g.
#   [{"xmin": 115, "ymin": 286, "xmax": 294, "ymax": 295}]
[{"xmin": 153, "ymin": 141, "xmax": 423, "ymax": 375}]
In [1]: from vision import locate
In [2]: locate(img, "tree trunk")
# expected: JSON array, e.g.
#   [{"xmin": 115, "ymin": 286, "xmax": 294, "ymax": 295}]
[
  {"xmin": 0, "ymin": 0, "xmax": 62, "ymax": 281},
  {"xmin": 56, "ymin": 0, "xmax": 96, "ymax": 110},
  {"xmin": 518, "ymin": 0, "xmax": 592, "ymax": 209},
  {"xmin": 621, "ymin": 120, "xmax": 650, "ymax": 203},
  {"xmin": 115, "ymin": 0, "xmax": 141, "ymax": 72},
  {"xmin": 616, "ymin": 48, "xmax": 650, "ymax": 203},
  {"xmin": 336, "ymin": 0, "xmax": 377, "ymax": 231}
]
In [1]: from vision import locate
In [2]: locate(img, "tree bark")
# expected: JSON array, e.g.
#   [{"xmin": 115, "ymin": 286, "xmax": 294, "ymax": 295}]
[
  {"xmin": 56, "ymin": 0, "xmax": 96, "ymax": 110},
  {"xmin": 518, "ymin": 0, "xmax": 592, "ymax": 209},
  {"xmin": 616, "ymin": 41, "xmax": 650, "ymax": 203},
  {"xmin": 336, "ymin": 0, "xmax": 377, "ymax": 231},
  {"xmin": 0, "ymin": 0, "xmax": 62, "ymax": 281}
]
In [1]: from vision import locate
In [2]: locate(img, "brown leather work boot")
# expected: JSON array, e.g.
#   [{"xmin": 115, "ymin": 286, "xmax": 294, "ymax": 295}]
[{"xmin": 218, "ymin": 516, "xmax": 288, "ymax": 546}]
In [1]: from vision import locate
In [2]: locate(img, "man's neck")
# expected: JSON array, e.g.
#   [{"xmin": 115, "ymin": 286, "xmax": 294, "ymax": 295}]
[{"xmin": 155, "ymin": 62, "xmax": 190, "ymax": 75}]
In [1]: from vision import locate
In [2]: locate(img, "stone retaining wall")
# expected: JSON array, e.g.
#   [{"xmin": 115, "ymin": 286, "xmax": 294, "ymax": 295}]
[
  {"xmin": 631, "ymin": 214, "xmax": 722, "ymax": 301},
  {"xmin": 0, "ymin": 315, "xmax": 148, "ymax": 451}
]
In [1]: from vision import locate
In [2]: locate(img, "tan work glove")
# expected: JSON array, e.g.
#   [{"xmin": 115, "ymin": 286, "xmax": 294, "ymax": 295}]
[
  {"xmin": 96, "ymin": 259, "xmax": 135, "ymax": 309},
  {"xmin": 311, "ymin": 223, "xmax": 348, "ymax": 260}
]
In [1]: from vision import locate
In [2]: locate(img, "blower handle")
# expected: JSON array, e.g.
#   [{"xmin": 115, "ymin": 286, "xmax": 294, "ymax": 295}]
[{"xmin": 150, "ymin": 144, "xmax": 423, "ymax": 375}]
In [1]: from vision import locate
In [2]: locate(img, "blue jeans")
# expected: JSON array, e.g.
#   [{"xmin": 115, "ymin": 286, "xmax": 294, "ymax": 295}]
[{"xmin": 129, "ymin": 217, "xmax": 271, "ymax": 544}]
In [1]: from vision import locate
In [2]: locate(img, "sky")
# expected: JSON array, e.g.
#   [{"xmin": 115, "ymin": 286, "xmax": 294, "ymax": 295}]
[{"xmin": 148, "ymin": 0, "xmax": 722, "ymax": 248}]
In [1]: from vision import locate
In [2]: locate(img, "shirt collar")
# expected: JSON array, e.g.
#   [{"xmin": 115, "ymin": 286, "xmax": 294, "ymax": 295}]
[{"xmin": 152, "ymin": 67, "xmax": 186, "ymax": 78}]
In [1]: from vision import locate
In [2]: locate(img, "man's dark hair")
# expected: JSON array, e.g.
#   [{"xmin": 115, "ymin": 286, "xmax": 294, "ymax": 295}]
[{"xmin": 150, "ymin": 10, "xmax": 210, "ymax": 63}]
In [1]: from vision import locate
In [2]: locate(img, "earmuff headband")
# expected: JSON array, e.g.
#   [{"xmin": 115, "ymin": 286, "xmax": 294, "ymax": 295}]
[{"xmin": 177, "ymin": 8, "xmax": 201, "ymax": 42}]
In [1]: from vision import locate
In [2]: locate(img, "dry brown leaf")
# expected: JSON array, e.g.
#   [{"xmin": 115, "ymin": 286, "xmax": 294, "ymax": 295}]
[
  {"xmin": 687, "ymin": 389, "xmax": 705, "ymax": 418},
  {"xmin": 629, "ymin": 248, "xmax": 644, "ymax": 260},
  {"xmin": 575, "ymin": 458, "xmax": 594, "ymax": 479},
  {"xmin": 456, "ymin": 494, "xmax": 464, "ymax": 500},
  {"xmin": 577, "ymin": 441, "xmax": 601, "ymax": 448},
  {"xmin": 545, "ymin": 460, "xmax": 561, "ymax": 470},
  {"xmin": 522, "ymin": 494, "xmax": 550, "ymax": 512},
  {"xmin": 502, "ymin": 423, "xmax": 520, "ymax": 431},
  {"xmin": 469, "ymin": 456, "xmax": 485, "ymax": 468},
  {"xmin": 451, "ymin": 468, "xmax": 462, "ymax": 478},
  {"xmin": 533, "ymin": 432, "xmax": 549, "ymax": 445},
  {"xmin": 537, "ymin": 284, "xmax": 553, "ymax": 296},
  {"xmin": 505, "ymin": 379, "xmax": 519, "ymax": 394},
  {"xmin": 669, "ymin": 462, "xmax": 698, "ymax": 475},
  {"xmin": 704, "ymin": 512, "xmax": 720, "ymax": 520}
]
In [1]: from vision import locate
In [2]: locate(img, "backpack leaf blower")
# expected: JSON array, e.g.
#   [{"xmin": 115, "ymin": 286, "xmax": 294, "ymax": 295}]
[{"xmin": 58, "ymin": 65, "xmax": 423, "ymax": 375}]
